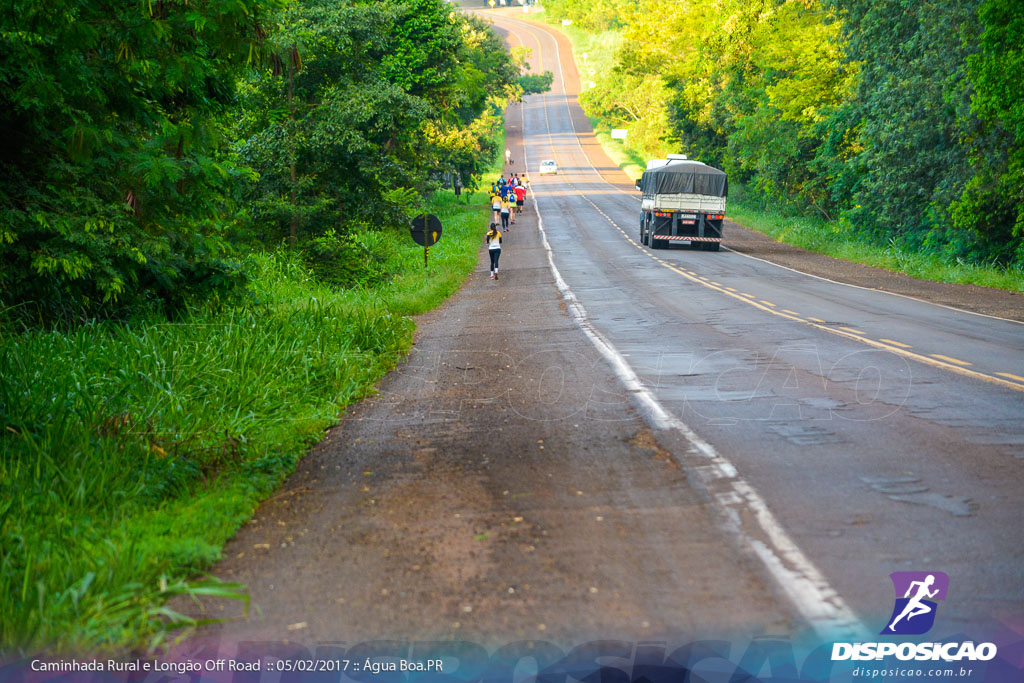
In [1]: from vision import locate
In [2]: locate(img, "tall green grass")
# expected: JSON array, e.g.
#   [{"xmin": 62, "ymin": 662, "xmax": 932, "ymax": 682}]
[
  {"xmin": 0, "ymin": 183, "xmax": 500, "ymax": 655},
  {"xmin": 727, "ymin": 195, "xmax": 1024, "ymax": 291}
]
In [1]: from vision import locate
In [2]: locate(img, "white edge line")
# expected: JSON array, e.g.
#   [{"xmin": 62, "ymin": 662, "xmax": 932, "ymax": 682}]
[
  {"xmin": 533, "ymin": 189, "xmax": 869, "ymax": 642},
  {"xmin": 507, "ymin": 32, "xmax": 870, "ymax": 641},
  {"xmin": 498, "ymin": 13, "xmax": 1024, "ymax": 328},
  {"xmin": 722, "ymin": 245, "xmax": 1024, "ymax": 327}
]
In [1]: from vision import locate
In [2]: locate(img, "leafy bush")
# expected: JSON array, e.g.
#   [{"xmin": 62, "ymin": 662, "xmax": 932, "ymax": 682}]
[
  {"xmin": 519, "ymin": 71, "xmax": 555, "ymax": 94},
  {"xmin": 303, "ymin": 228, "xmax": 391, "ymax": 289}
]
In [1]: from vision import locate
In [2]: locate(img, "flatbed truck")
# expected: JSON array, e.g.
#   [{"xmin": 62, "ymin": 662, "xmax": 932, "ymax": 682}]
[{"xmin": 635, "ymin": 156, "xmax": 728, "ymax": 251}]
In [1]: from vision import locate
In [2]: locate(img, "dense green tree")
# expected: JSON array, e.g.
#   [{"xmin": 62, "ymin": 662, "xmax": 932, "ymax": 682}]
[
  {"xmin": 952, "ymin": 0, "xmax": 1024, "ymax": 262},
  {"xmin": 0, "ymin": 0, "xmax": 282, "ymax": 318},
  {"xmin": 612, "ymin": 0, "xmax": 851, "ymax": 213},
  {"xmin": 235, "ymin": 0, "xmax": 518, "ymax": 243},
  {"xmin": 547, "ymin": 0, "xmax": 1023, "ymax": 265},
  {"xmin": 825, "ymin": 0, "xmax": 982, "ymax": 247},
  {"xmin": 0, "ymin": 0, "xmax": 520, "ymax": 319}
]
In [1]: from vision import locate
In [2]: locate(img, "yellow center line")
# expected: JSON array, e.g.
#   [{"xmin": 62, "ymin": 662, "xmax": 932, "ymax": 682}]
[
  {"xmin": 879, "ymin": 338, "xmax": 912, "ymax": 349},
  {"xmin": 506, "ymin": 31, "xmax": 1022, "ymax": 394},
  {"xmin": 839, "ymin": 326, "xmax": 865, "ymax": 334},
  {"xmin": 639, "ymin": 223, "xmax": 1019, "ymax": 391},
  {"xmin": 760, "ymin": 301, "xmax": 777, "ymax": 308},
  {"xmin": 627, "ymin": 240, "xmax": 1019, "ymax": 390},
  {"xmin": 725, "ymin": 287, "xmax": 738, "ymax": 292},
  {"xmin": 930, "ymin": 354, "xmax": 972, "ymax": 367}
]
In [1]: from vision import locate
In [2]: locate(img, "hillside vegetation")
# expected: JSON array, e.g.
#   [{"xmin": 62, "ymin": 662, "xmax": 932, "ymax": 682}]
[
  {"xmin": 0, "ymin": 0, "xmax": 520, "ymax": 321},
  {"xmin": 544, "ymin": 0, "xmax": 1024, "ymax": 277},
  {"xmin": 0, "ymin": 0, "xmax": 516, "ymax": 654}
]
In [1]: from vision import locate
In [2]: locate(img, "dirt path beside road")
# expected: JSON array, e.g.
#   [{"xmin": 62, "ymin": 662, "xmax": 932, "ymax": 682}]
[{"xmin": 187, "ymin": 114, "xmax": 793, "ymax": 651}]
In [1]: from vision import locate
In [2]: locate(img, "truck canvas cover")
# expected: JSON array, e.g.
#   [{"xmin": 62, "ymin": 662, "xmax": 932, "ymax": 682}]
[{"xmin": 641, "ymin": 161, "xmax": 727, "ymax": 197}]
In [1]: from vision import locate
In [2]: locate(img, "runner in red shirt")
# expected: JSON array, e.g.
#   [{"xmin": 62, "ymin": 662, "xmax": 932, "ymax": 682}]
[{"xmin": 513, "ymin": 183, "xmax": 526, "ymax": 215}]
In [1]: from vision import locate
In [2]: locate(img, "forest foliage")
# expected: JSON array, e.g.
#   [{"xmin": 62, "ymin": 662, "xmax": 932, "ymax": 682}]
[
  {"xmin": 0, "ymin": 0, "xmax": 520, "ymax": 651},
  {"xmin": 545, "ymin": 0, "xmax": 1024, "ymax": 267},
  {"xmin": 0, "ymin": 0, "xmax": 521, "ymax": 322}
]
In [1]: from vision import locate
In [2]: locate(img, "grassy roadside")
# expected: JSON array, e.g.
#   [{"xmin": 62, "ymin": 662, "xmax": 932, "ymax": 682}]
[
  {"xmin": 539, "ymin": 15, "xmax": 1024, "ymax": 291},
  {"xmin": 0, "ymin": 151, "xmax": 503, "ymax": 655},
  {"xmin": 727, "ymin": 196, "xmax": 1024, "ymax": 291}
]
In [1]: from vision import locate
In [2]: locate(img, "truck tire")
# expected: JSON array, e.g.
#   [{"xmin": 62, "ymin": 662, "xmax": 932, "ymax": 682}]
[
  {"xmin": 640, "ymin": 219, "xmax": 647, "ymax": 245},
  {"xmin": 701, "ymin": 241, "xmax": 721, "ymax": 252},
  {"xmin": 650, "ymin": 233, "xmax": 663, "ymax": 249}
]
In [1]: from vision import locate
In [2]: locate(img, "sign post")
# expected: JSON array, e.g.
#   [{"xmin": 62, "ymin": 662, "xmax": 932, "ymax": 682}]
[{"xmin": 410, "ymin": 214, "xmax": 443, "ymax": 268}]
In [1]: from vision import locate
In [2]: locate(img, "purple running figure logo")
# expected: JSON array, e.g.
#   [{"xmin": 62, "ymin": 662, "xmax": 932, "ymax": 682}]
[{"xmin": 881, "ymin": 571, "xmax": 949, "ymax": 635}]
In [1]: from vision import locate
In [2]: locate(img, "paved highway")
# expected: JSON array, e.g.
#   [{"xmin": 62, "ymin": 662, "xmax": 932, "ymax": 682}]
[
  {"xmin": 485, "ymin": 9, "xmax": 1023, "ymax": 640},
  {"xmin": 190, "ymin": 11, "xmax": 1024, "ymax": 655}
]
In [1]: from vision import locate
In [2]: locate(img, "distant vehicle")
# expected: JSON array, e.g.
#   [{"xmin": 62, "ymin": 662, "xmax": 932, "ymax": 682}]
[
  {"xmin": 539, "ymin": 160, "xmax": 558, "ymax": 175},
  {"xmin": 635, "ymin": 157, "xmax": 727, "ymax": 251}
]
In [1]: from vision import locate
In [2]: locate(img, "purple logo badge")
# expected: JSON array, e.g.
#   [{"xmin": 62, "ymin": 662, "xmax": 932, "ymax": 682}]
[{"xmin": 881, "ymin": 571, "xmax": 949, "ymax": 635}]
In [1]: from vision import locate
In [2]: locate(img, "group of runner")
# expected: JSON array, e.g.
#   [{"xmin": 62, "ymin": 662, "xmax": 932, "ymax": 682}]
[
  {"xmin": 489, "ymin": 173, "xmax": 529, "ymax": 230},
  {"xmin": 485, "ymin": 164, "xmax": 530, "ymax": 281}
]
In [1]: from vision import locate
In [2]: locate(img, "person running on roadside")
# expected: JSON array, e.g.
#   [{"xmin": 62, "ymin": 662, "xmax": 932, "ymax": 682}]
[
  {"xmin": 490, "ymin": 189, "xmax": 502, "ymax": 224},
  {"xmin": 505, "ymin": 147, "xmax": 512, "ymax": 166},
  {"xmin": 522, "ymin": 172, "xmax": 530, "ymax": 190},
  {"xmin": 485, "ymin": 223, "xmax": 502, "ymax": 280},
  {"xmin": 514, "ymin": 182, "xmax": 526, "ymax": 215},
  {"xmin": 499, "ymin": 194, "xmax": 512, "ymax": 230}
]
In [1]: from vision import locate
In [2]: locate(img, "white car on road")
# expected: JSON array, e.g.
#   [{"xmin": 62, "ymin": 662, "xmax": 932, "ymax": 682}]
[{"xmin": 539, "ymin": 160, "xmax": 558, "ymax": 175}]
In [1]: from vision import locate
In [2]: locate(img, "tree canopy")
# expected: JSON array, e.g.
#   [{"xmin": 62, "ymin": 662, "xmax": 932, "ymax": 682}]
[
  {"xmin": 235, "ymin": 0, "xmax": 518, "ymax": 244},
  {"xmin": 0, "ymin": 0, "xmax": 520, "ymax": 321},
  {"xmin": 551, "ymin": 0, "xmax": 1024, "ymax": 265}
]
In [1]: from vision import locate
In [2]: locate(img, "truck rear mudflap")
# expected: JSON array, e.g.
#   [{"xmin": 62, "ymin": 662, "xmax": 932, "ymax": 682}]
[{"xmin": 647, "ymin": 210, "xmax": 724, "ymax": 250}]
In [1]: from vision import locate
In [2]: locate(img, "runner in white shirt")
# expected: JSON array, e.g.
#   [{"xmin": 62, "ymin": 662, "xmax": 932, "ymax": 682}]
[{"xmin": 485, "ymin": 223, "xmax": 502, "ymax": 280}]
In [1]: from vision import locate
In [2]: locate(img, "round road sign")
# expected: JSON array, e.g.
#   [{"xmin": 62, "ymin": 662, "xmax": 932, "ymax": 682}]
[{"xmin": 410, "ymin": 214, "xmax": 443, "ymax": 247}]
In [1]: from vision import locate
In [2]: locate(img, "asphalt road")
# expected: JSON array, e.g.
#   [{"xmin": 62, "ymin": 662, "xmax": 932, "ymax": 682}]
[
  {"xmin": 485, "ymin": 10, "xmax": 1024, "ymax": 641},
  {"xmin": 191, "ymin": 134, "xmax": 796, "ymax": 649},
  {"xmin": 189, "ymin": 9, "xmax": 1023, "ymax": 657}
]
